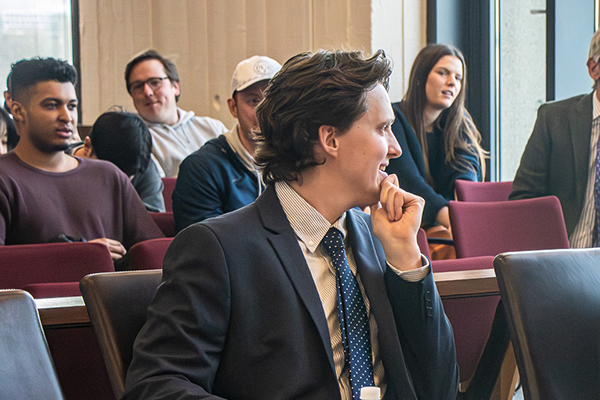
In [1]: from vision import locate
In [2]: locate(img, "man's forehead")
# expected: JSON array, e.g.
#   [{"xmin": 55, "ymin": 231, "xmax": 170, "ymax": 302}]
[
  {"xmin": 29, "ymin": 80, "xmax": 77, "ymax": 101},
  {"xmin": 129, "ymin": 59, "xmax": 167, "ymax": 81},
  {"xmin": 366, "ymin": 84, "xmax": 393, "ymax": 116}
]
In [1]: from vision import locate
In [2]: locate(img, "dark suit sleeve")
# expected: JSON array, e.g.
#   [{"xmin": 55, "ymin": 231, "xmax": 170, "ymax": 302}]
[
  {"xmin": 510, "ymin": 103, "xmax": 552, "ymax": 200},
  {"xmin": 385, "ymin": 268, "xmax": 459, "ymax": 400},
  {"xmin": 123, "ymin": 224, "xmax": 229, "ymax": 400},
  {"xmin": 388, "ymin": 104, "xmax": 449, "ymax": 227}
]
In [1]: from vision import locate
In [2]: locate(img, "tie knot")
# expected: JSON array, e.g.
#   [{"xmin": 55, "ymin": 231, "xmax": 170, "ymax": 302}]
[
  {"xmin": 322, "ymin": 227, "xmax": 344, "ymax": 251},
  {"xmin": 322, "ymin": 228, "xmax": 347, "ymax": 264}
]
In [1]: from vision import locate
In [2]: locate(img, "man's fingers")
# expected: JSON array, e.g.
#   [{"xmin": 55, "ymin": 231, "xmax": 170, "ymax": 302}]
[
  {"xmin": 89, "ymin": 238, "xmax": 126, "ymax": 260},
  {"xmin": 379, "ymin": 174, "xmax": 404, "ymax": 222}
]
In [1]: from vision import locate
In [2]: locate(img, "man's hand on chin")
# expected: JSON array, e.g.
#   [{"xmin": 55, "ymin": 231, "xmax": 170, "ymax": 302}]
[{"xmin": 370, "ymin": 174, "xmax": 424, "ymax": 271}]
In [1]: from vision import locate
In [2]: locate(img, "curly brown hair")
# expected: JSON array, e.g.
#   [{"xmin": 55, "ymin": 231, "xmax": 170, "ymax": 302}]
[{"xmin": 254, "ymin": 49, "xmax": 392, "ymax": 184}]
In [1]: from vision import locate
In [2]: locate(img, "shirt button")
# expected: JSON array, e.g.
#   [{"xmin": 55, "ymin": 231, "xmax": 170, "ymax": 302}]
[{"xmin": 308, "ymin": 240, "xmax": 314, "ymax": 246}]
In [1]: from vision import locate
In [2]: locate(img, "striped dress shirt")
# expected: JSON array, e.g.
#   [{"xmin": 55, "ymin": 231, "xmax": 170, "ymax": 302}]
[{"xmin": 570, "ymin": 91, "xmax": 600, "ymax": 248}]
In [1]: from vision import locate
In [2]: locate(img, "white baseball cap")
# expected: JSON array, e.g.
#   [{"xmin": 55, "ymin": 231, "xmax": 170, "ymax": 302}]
[{"xmin": 230, "ymin": 55, "xmax": 281, "ymax": 94}]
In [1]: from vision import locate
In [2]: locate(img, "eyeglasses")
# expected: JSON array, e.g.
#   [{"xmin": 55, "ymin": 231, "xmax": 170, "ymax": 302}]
[{"xmin": 128, "ymin": 77, "xmax": 170, "ymax": 94}]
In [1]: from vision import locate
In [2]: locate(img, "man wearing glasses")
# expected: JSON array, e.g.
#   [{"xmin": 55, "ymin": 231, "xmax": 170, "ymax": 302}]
[{"xmin": 125, "ymin": 50, "xmax": 227, "ymax": 177}]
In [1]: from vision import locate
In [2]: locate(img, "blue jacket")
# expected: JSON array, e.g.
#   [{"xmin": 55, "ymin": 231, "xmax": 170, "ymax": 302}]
[{"xmin": 173, "ymin": 135, "xmax": 261, "ymax": 232}]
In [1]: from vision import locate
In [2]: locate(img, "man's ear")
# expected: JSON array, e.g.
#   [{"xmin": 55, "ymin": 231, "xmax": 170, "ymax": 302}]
[
  {"xmin": 172, "ymin": 80, "xmax": 181, "ymax": 97},
  {"xmin": 317, "ymin": 125, "xmax": 339, "ymax": 157},
  {"xmin": 82, "ymin": 137, "xmax": 95, "ymax": 158},
  {"xmin": 227, "ymin": 97, "xmax": 238, "ymax": 119},
  {"xmin": 10, "ymin": 101, "xmax": 26, "ymax": 124},
  {"xmin": 588, "ymin": 57, "xmax": 600, "ymax": 81}
]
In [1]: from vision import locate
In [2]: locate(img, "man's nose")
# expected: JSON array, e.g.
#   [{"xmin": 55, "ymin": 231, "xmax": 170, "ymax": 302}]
[
  {"xmin": 143, "ymin": 82, "xmax": 154, "ymax": 96},
  {"xmin": 387, "ymin": 130, "xmax": 402, "ymax": 159},
  {"xmin": 58, "ymin": 106, "xmax": 72, "ymax": 122}
]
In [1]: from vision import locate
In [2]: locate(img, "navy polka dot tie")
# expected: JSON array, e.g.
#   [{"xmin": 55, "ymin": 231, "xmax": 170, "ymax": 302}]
[{"xmin": 322, "ymin": 228, "xmax": 375, "ymax": 400}]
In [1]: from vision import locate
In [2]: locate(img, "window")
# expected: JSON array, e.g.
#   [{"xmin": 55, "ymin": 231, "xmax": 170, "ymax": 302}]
[
  {"xmin": 0, "ymin": 0, "xmax": 74, "ymax": 94},
  {"xmin": 497, "ymin": 0, "xmax": 547, "ymax": 181},
  {"xmin": 429, "ymin": 0, "xmax": 598, "ymax": 181}
]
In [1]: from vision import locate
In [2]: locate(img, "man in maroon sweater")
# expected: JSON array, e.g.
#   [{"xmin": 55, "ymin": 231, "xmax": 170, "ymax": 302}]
[{"xmin": 0, "ymin": 57, "xmax": 163, "ymax": 261}]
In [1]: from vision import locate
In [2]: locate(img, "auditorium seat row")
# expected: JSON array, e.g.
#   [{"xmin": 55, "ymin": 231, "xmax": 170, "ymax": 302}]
[
  {"xmin": 0, "ymin": 238, "xmax": 174, "ymax": 298},
  {"xmin": 0, "ymin": 180, "xmax": 576, "ymax": 399},
  {"xmin": 418, "ymin": 180, "xmax": 571, "ymax": 397}
]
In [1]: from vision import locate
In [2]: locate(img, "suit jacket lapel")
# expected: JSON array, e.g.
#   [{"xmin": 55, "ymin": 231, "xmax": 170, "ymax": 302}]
[
  {"xmin": 571, "ymin": 93, "xmax": 594, "ymax": 207},
  {"xmin": 345, "ymin": 211, "xmax": 412, "ymax": 398},
  {"xmin": 255, "ymin": 186, "xmax": 335, "ymax": 371},
  {"xmin": 345, "ymin": 211, "xmax": 388, "ymax": 309}
]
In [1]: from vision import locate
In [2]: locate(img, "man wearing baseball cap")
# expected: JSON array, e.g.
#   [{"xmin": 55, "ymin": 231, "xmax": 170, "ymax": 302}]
[
  {"xmin": 173, "ymin": 55, "xmax": 281, "ymax": 231},
  {"xmin": 511, "ymin": 29, "xmax": 600, "ymax": 247}
]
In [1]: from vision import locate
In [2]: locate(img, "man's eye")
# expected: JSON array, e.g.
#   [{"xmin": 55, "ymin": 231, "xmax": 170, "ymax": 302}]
[{"xmin": 68, "ymin": 104, "xmax": 78, "ymax": 111}]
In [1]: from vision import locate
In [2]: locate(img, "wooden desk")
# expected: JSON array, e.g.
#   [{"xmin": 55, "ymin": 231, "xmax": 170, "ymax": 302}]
[
  {"xmin": 435, "ymin": 268, "xmax": 499, "ymax": 298},
  {"xmin": 36, "ymin": 296, "xmax": 89, "ymax": 328},
  {"xmin": 36, "ymin": 297, "xmax": 113, "ymax": 400},
  {"xmin": 34, "ymin": 269, "xmax": 513, "ymax": 400},
  {"xmin": 35, "ymin": 269, "xmax": 499, "ymax": 327}
]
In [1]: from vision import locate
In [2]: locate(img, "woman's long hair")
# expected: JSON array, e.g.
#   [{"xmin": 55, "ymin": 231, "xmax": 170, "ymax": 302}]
[{"xmin": 402, "ymin": 44, "xmax": 487, "ymax": 183}]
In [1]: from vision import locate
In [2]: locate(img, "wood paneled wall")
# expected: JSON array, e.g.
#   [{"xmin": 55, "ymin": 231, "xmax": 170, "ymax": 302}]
[{"xmin": 79, "ymin": 0, "xmax": 426, "ymax": 126}]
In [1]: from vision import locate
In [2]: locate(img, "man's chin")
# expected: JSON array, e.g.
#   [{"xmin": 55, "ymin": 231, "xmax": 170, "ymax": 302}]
[
  {"xmin": 53, "ymin": 143, "xmax": 71, "ymax": 153},
  {"xmin": 356, "ymin": 192, "xmax": 380, "ymax": 210},
  {"xmin": 139, "ymin": 111, "xmax": 164, "ymax": 124}
]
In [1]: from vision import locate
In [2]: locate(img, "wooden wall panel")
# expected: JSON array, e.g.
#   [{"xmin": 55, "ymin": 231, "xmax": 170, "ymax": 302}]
[
  {"xmin": 313, "ymin": 0, "xmax": 370, "ymax": 52},
  {"xmin": 347, "ymin": 0, "xmax": 372, "ymax": 52},
  {"xmin": 264, "ymin": 0, "xmax": 311, "ymax": 64},
  {"xmin": 98, "ymin": 1, "xmax": 150, "ymax": 112},
  {"xmin": 79, "ymin": 0, "xmax": 426, "ymax": 125},
  {"xmin": 245, "ymin": 0, "xmax": 268, "ymax": 57},
  {"xmin": 184, "ymin": 0, "xmax": 210, "ymax": 119},
  {"xmin": 313, "ymin": 0, "xmax": 351, "ymax": 50},
  {"xmin": 205, "ymin": 0, "xmax": 243, "ymax": 126}
]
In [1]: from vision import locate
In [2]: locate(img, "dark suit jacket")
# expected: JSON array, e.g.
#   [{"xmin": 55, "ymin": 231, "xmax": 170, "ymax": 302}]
[
  {"xmin": 510, "ymin": 93, "xmax": 594, "ymax": 236},
  {"xmin": 123, "ymin": 185, "xmax": 459, "ymax": 400}
]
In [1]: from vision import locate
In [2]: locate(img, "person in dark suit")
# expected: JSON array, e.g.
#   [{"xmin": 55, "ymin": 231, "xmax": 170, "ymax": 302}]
[
  {"xmin": 123, "ymin": 49, "xmax": 459, "ymax": 400},
  {"xmin": 511, "ymin": 29, "xmax": 600, "ymax": 248}
]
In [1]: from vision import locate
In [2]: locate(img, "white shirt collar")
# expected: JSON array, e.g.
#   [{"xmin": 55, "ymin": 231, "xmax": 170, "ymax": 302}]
[{"xmin": 275, "ymin": 181, "xmax": 346, "ymax": 253}]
